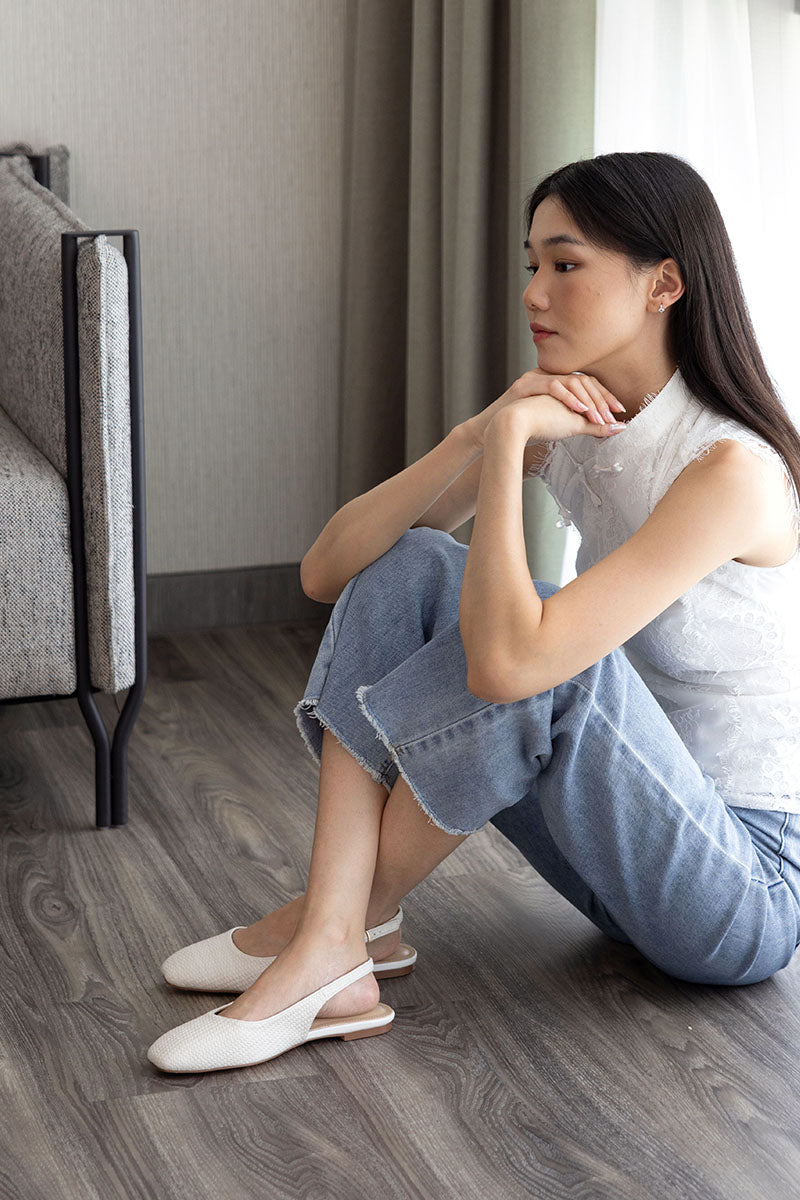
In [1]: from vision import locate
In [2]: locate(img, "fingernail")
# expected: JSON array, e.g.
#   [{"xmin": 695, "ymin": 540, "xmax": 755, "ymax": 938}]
[
  {"xmin": 608, "ymin": 422, "xmax": 626, "ymax": 430},
  {"xmin": 575, "ymin": 401, "xmax": 589, "ymax": 412}
]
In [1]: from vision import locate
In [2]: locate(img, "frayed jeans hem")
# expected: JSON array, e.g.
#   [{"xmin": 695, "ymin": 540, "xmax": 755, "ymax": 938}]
[
  {"xmin": 355, "ymin": 684, "xmax": 481, "ymax": 838},
  {"xmin": 293, "ymin": 697, "xmax": 393, "ymax": 795}
]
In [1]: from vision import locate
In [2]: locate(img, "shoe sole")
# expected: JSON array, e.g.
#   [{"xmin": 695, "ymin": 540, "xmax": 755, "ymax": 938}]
[
  {"xmin": 372, "ymin": 962, "xmax": 414, "ymax": 979},
  {"xmin": 151, "ymin": 1005, "xmax": 394, "ymax": 1073}
]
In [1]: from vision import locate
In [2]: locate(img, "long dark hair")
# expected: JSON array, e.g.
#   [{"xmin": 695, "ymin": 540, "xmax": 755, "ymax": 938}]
[{"xmin": 524, "ymin": 150, "xmax": 800, "ymax": 528}]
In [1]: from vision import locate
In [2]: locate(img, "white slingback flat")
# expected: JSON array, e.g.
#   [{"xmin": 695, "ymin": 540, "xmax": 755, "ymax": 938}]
[
  {"xmin": 147, "ymin": 956, "xmax": 393, "ymax": 1074},
  {"xmin": 160, "ymin": 904, "xmax": 416, "ymax": 992}
]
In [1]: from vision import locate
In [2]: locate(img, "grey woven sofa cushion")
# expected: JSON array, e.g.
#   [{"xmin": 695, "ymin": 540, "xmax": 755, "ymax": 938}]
[
  {"xmin": 0, "ymin": 155, "xmax": 135, "ymax": 696},
  {"xmin": 0, "ymin": 141, "xmax": 70, "ymax": 205},
  {"xmin": 0, "ymin": 406, "xmax": 76, "ymax": 697}
]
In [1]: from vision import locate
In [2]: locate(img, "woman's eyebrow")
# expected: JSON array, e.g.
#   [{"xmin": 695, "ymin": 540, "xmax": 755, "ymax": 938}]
[{"xmin": 523, "ymin": 234, "xmax": 586, "ymax": 249}]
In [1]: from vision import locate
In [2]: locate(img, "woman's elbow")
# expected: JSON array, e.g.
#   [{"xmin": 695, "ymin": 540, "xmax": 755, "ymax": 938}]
[
  {"xmin": 466, "ymin": 668, "xmax": 499, "ymax": 702},
  {"xmin": 468, "ymin": 655, "xmax": 550, "ymax": 704},
  {"xmin": 466, "ymin": 664, "xmax": 534, "ymax": 704}
]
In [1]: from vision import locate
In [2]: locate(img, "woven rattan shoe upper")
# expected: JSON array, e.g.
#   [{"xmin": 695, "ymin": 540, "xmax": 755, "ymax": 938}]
[
  {"xmin": 160, "ymin": 928, "xmax": 275, "ymax": 992},
  {"xmin": 160, "ymin": 906, "xmax": 407, "ymax": 993},
  {"xmin": 148, "ymin": 957, "xmax": 385, "ymax": 1072}
]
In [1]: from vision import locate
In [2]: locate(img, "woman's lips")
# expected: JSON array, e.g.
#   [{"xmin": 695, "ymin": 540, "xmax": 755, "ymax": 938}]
[{"xmin": 532, "ymin": 330, "xmax": 556, "ymax": 343}]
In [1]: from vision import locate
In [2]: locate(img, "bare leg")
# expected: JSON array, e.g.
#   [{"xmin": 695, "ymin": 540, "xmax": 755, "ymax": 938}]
[
  {"xmin": 365, "ymin": 771, "xmax": 468, "ymax": 926},
  {"xmin": 221, "ymin": 726, "xmax": 466, "ymax": 1021},
  {"xmin": 235, "ymin": 746, "xmax": 467, "ymax": 959}
]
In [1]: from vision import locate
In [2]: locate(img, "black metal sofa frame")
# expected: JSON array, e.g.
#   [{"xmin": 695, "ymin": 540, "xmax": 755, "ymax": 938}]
[{"xmin": 0, "ymin": 150, "xmax": 146, "ymax": 830}]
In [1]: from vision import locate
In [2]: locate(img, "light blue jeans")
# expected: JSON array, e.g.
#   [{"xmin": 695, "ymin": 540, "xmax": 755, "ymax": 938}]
[{"xmin": 294, "ymin": 527, "xmax": 800, "ymax": 986}]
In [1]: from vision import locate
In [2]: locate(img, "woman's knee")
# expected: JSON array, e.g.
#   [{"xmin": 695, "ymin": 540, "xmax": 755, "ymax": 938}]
[
  {"xmin": 360, "ymin": 526, "xmax": 466, "ymax": 599},
  {"xmin": 397, "ymin": 525, "xmax": 457, "ymax": 556},
  {"xmin": 531, "ymin": 577, "xmax": 561, "ymax": 603},
  {"xmin": 372, "ymin": 532, "xmax": 562, "ymax": 604},
  {"xmin": 350, "ymin": 527, "xmax": 465, "ymax": 633},
  {"xmin": 367, "ymin": 526, "xmax": 453, "ymax": 577}
]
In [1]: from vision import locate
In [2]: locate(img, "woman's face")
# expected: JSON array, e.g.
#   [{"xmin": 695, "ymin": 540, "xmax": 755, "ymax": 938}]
[{"xmin": 523, "ymin": 196, "xmax": 656, "ymax": 379}]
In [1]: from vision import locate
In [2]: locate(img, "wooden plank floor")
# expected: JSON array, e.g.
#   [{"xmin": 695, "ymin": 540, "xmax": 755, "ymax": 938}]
[{"xmin": 1, "ymin": 619, "xmax": 799, "ymax": 1200}]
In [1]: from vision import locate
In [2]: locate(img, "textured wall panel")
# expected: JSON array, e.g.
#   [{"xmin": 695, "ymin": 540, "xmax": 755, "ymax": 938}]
[{"xmin": 1, "ymin": 0, "xmax": 345, "ymax": 573}]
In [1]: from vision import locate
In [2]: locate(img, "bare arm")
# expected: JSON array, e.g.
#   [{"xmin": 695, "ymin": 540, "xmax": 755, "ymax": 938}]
[
  {"xmin": 300, "ymin": 424, "xmax": 483, "ymax": 603},
  {"xmin": 473, "ymin": 437, "xmax": 773, "ymax": 703},
  {"xmin": 411, "ymin": 440, "xmax": 551, "ymax": 531},
  {"xmin": 301, "ymin": 368, "xmax": 617, "ymax": 605}
]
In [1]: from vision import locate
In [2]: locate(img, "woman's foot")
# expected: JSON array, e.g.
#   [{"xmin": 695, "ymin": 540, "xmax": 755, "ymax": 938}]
[
  {"xmin": 232, "ymin": 896, "xmax": 403, "ymax": 964},
  {"xmin": 220, "ymin": 931, "xmax": 379, "ymax": 1022},
  {"xmin": 231, "ymin": 895, "xmax": 304, "ymax": 957}
]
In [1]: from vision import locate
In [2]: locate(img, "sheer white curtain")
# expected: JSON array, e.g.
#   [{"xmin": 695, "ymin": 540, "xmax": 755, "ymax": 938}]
[
  {"xmin": 558, "ymin": 0, "xmax": 800, "ymax": 586},
  {"xmin": 594, "ymin": 0, "xmax": 800, "ymax": 412}
]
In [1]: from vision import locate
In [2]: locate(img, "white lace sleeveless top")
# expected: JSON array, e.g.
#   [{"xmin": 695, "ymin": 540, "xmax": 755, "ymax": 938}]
[{"xmin": 534, "ymin": 366, "xmax": 800, "ymax": 812}]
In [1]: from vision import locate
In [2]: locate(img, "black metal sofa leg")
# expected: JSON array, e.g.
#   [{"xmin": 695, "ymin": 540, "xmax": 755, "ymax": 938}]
[{"xmin": 75, "ymin": 683, "xmax": 145, "ymax": 827}]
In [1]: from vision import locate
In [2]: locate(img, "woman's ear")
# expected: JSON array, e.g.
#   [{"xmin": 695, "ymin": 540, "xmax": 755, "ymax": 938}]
[{"xmin": 654, "ymin": 258, "xmax": 685, "ymax": 307}]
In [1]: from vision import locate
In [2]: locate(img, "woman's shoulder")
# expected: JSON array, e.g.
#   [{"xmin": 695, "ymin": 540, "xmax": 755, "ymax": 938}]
[{"xmin": 676, "ymin": 436, "xmax": 800, "ymax": 569}]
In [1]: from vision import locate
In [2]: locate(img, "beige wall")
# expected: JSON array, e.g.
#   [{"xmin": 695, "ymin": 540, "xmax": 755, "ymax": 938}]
[{"xmin": 2, "ymin": 0, "xmax": 347, "ymax": 575}]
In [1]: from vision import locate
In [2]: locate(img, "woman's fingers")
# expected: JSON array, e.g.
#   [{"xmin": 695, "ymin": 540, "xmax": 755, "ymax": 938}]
[
  {"xmin": 550, "ymin": 378, "xmax": 618, "ymax": 425},
  {"xmin": 594, "ymin": 388, "xmax": 623, "ymax": 422},
  {"xmin": 577, "ymin": 378, "xmax": 626, "ymax": 422},
  {"xmin": 549, "ymin": 378, "xmax": 598, "ymax": 417}
]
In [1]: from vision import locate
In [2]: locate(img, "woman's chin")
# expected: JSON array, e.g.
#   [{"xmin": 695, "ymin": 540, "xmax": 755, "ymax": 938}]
[{"xmin": 535, "ymin": 345, "xmax": 582, "ymax": 373}]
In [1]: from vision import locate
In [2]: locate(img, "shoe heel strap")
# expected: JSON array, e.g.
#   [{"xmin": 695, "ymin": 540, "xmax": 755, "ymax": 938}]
[
  {"xmin": 317, "ymin": 957, "xmax": 375, "ymax": 1005},
  {"xmin": 364, "ymin": 904, "xmax": 403, "ymax": 944}
]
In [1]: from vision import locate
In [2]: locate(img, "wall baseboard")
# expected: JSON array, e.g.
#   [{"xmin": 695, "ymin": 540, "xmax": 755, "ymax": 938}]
[{"xmin": 146, "ymin": 564, "xmax": 331, "ymax": 636}]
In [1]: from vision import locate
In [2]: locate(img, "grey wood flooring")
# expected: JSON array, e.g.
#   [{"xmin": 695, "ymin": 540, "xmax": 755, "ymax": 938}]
[{"xmin": 1, "ymin": 619, "xmax": 799, "ymax": 1200}]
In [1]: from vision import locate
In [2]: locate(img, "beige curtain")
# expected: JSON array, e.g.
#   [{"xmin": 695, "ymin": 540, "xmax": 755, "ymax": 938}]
[{"xmin": 338, "ymin": 0, "xmax": 596, "ymax": 583}]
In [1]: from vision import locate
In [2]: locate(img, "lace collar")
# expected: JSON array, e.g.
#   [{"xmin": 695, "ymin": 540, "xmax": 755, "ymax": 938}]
[
  {"xmin": 618, "ymin": 365, "xmax": 684, "ymax": 435},
  {"xmin": 546, "ymin": 367, "xmax": 689, "ymax": 522}
]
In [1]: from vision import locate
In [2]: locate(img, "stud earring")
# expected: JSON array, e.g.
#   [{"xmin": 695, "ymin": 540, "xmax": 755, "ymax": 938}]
[{"xmin": 658, "ymin": 303, "xmax": 665, "ymax": 313}]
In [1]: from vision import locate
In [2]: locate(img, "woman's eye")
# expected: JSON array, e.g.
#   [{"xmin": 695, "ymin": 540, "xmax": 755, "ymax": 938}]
[{"xmin": 525, "ymin": 262, "xmax": 576, "ymax": 275}]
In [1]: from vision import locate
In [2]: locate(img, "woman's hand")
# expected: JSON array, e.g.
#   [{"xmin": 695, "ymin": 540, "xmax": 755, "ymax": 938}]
[
  {"xmin": 463, "ymin": 369, "xmax": 626, "ymax": 451},
  {"xmin": 490, "ymin": 391, "xmax": 628, "ymax": 450}
]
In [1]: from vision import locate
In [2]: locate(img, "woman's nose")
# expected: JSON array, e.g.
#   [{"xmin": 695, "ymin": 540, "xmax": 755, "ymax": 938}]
[{"xmin": 523, "ymin": 275, "xmax": 548, "ymax": 312}]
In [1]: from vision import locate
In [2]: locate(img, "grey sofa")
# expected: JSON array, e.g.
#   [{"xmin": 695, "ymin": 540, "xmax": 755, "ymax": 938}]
[{"xmin": 0, "ymin": 147, "xmax": 146, "ymax": 828}]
